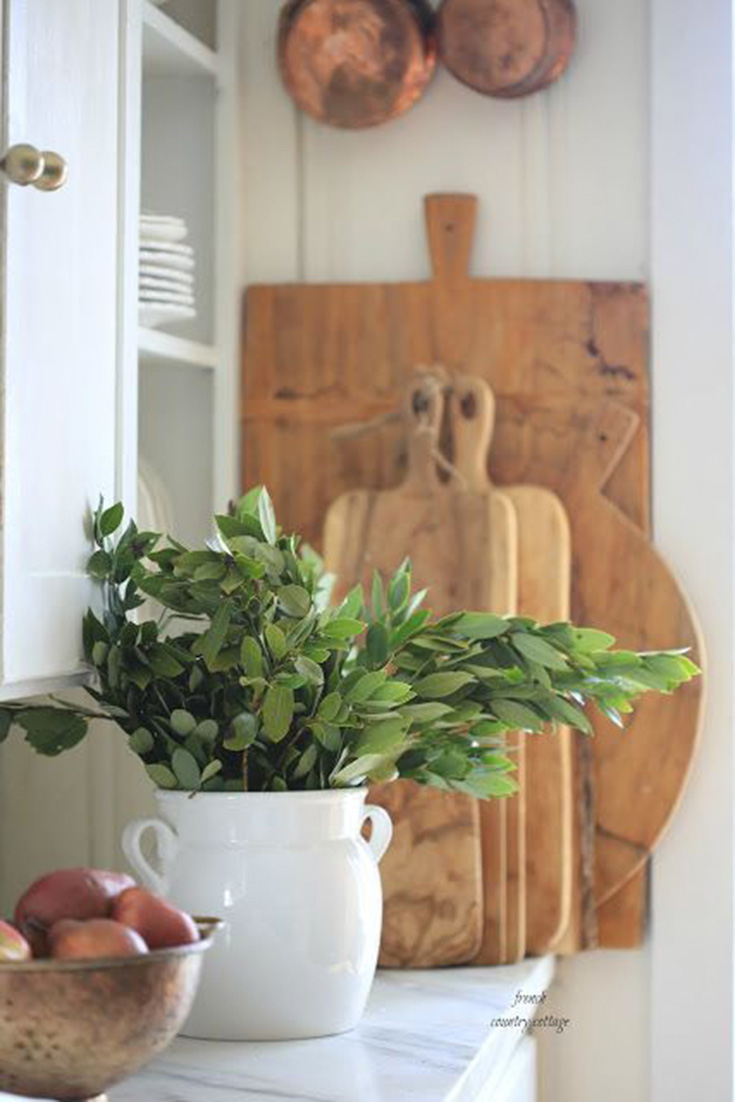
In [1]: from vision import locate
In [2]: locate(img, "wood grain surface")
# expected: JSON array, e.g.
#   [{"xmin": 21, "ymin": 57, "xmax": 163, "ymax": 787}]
[
  {"xmin": 241, "ymin": 192, "xmax": 704, "ymax": 949},
  {"xmin": 596, "ymin": 862, "xmax": 647, "ymax": 948},
  {"xmin": 502, "ymin": 488, "xmax": 572, "ymax": 954},
  {"xmin": 443, "ymin": 375, "xmax": 520, "ymax": 965},
  {"xmin": 324, "ymin": 376, "xmax": 517, "ymax": 967},
  {"xmin": 450, "ymin": 375, "xmax": 573, "ymax": 961}
]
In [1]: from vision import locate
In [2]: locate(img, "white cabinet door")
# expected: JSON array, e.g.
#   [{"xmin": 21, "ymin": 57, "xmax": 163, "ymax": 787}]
[{"xmin": 0, "ymin": 0, "xmax": 120, "ymax": 696}]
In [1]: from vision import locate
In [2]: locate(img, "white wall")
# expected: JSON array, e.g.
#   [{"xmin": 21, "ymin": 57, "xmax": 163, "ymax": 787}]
[
  {"xmin": 649, "ymin": 1, "xmax": 734, "ymax": 1100},
  {"xmin": 238, "ymin": 2, "xmax": 720, "ymax": 1101}
]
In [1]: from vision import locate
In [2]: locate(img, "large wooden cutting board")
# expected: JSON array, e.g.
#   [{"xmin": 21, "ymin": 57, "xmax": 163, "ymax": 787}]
[
  {"xmin": 323, "ymin": 374, "xmax": 518, "ymax": 967},
  {"xmin": 241, "ymin": 192, "xmax": 704, "ymax": 945}
]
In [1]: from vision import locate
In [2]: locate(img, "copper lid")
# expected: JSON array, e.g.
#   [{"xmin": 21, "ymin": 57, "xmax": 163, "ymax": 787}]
[
  {"xmin": 278, "ymin": 0, "xmax": 437, "ymax": 129},
  {"xmin": 437, "ymin": 0, "xmax": 576, "ymax": 99}
]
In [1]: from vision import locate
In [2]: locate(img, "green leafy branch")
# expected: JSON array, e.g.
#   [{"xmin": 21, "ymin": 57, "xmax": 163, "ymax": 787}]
[{"xmin": 0, "ymin": 491, "xmax": 699, "ymax": 798}]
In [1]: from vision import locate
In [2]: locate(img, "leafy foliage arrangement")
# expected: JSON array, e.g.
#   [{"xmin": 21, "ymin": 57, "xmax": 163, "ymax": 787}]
[{"xmin": 0, "ymin": 490, "xmax": 698, "ymax": 796}]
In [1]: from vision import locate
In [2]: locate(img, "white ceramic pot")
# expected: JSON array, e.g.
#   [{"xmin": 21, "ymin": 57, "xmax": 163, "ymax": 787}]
[{"xmin": 122, "ymin": 788, "xmax": 392, "ymax": 1041}]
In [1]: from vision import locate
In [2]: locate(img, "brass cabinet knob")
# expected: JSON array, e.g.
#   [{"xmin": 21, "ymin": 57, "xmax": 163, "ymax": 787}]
[
  {"xmin": 0, "ymin": 143, "xmax": 44, "ymax": 185},
  {"xmin": 34, "ymin": 150, "xmax": 68, "ymax": 191},
  {"xmin": 0, "ymin": 143, "xmax": 67, "ymax": 190}
]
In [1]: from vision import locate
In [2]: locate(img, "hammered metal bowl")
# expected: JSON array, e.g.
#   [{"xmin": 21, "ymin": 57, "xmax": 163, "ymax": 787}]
[{"xmin": 0, "ymin": 918, "xmax": 220, "ymax": 1101}]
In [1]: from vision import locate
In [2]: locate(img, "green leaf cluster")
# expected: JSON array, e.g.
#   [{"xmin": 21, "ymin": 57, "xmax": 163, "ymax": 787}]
[{"xmin": 0, "ymin": 491, "xmax": 700, "ymax": 797}]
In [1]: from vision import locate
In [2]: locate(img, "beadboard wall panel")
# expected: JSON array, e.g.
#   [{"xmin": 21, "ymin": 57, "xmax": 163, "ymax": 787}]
[
  {"xmin": 238, "ymin": 3, "xmax": 650, "ymax": 1102},
  {"xmin": 241, "ymin": 0, "xmax": 647, "ymax": 289}
]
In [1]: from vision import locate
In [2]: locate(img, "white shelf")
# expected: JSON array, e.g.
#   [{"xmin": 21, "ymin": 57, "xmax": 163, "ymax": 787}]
[
  {"xmin": 142, "ymin": 1, "xmax": 218, "ymax": 78},
  {"xmin": 138, "ymin": 327, "xmax": 218, "ymax": 369}
]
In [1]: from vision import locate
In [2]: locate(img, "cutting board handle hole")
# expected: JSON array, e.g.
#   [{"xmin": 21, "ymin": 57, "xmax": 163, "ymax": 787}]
[{"xmin": 460, "ymin": 392, "xmax": 477, "ymax": 419}]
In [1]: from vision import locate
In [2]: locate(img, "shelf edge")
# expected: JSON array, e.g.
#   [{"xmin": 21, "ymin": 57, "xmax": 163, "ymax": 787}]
[
  {"xmin": 142, "ymin": 0, "xmax": 219, "ymax": 78},
  {"xmin": 139, "ymin": 327, "xmax": 219, "ymax": 369}
]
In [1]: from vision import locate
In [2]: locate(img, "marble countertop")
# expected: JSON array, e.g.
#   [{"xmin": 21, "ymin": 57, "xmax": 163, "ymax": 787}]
[
  {"xmin": 0, "ymin": 956, "xmax": 553, "ymax": 1102},
  {"xmin": 107, "ymin": 955, "xmax": 554, "ymax": 1102}
]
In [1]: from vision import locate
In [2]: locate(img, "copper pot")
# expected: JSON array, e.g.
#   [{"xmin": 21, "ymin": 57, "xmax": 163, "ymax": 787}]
[
  {"xmin": 437, "ymin": 0, "xmax": 576, "ymax": 99},
  {"xmin": 278, "ymin": 0, "xmax": 437, "ymax": 129}
]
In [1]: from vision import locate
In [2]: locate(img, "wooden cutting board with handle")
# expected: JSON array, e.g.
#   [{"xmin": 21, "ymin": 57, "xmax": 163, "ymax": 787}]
[
  {"xmin": 430, "ymin": 372, "xmax": 519, "ymax": 966},
  {"xmin": 504, "ymin": 480, "xmax": 573, "ymax": 956},
  {"xmin": 450, "ymin": 375, "xmax": 573, "ymax": 962},
  {"xmin": 447, "ymin": 374, "xmax": 524, "ymax": 965},
  {"xmin": 323, "ymin": 372, "xmax": 518, "ymax": 967},
  {"xmin": 242, "ymin": 192, "xmax": 704, "ymax": 949}
]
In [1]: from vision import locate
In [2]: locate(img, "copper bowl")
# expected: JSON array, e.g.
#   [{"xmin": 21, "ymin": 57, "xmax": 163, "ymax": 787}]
[{"xmin": 0, "ymin": 918, "xmax": 220, "ymax": 1102}]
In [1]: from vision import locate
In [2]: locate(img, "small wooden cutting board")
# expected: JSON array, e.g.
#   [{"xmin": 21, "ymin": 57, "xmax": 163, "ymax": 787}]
[
  {"xmin": 323, "ymin": 374, "xmax": 517, "ymax": 967},
  {"xmin": 505, "ymin": 482, "xmax": 573, "ymax": 956},
  {"xmin": 449, "ymin": 375, "xmax": 573, "ymax": 962},
  {"xmin": 446, "ymin": 376, "xmax": 521, "ymax": 965}
]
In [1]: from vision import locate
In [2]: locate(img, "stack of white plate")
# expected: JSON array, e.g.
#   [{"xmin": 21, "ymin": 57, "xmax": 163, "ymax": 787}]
[{"xmin": 139, "ymin": 213, "xmax": 196, "ymax": 329}]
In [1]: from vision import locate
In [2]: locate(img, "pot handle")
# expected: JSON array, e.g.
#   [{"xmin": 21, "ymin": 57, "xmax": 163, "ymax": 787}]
[
  {"xmin": 362, "ymin": 804, "xmax": 393, "ymax": 864},
  {"xmin": 122, "ymin": 817, "xmax": 178, "ymax": 897}
]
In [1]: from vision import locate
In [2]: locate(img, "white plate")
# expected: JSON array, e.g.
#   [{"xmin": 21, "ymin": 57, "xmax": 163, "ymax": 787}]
[
  {"xmin": 140, "ymin": 249, "xmax": 195, "ymax": 272},
  {"xmin": 139, "ymin": 240, "xmax": 193, "ymax": 256},
  {"xmin": 138, "ymin": 456, "xmax": 176, "ymax": 536},
  {"xmin": 139, "ymin": 263, "xmax": 195, "ymax": 285},
  {"xmin": 140, "ymin": 212, "xmax": 186, "ymax": 225},
  {"xmin": 140, "ymin": 274, "xmax": 197, "ymax": 295},
  {"xmin": 137, "ymin": 457, "xmax": 177, "ymax": 620},
  {"xmin": 138, "ymin": 302, "xmax": 196, "ymax": 328},
  {"xmin": 139, "ymin": 222, "xmax": 189, "ymax": 244},
  {"xmin": 139, "ymin": 289, "xmax": 195, "ymax": 305}
]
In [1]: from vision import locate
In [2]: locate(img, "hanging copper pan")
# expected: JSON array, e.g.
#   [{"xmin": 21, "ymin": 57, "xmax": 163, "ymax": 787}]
[
  {"xmin": 437, "ymin": 0, "xmax": 576, "ymax": 99},
  {"xmin": 278, "ymin": 0, "xmax": 437, "ymax": 129}
]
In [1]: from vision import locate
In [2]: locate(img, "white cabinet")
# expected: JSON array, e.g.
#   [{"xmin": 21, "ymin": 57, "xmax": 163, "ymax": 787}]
[
  {"xmin": 0, "ymin": 0, "xmax": 121, "ymax": 697},
  {"xmin": 0, "ymin": 0, "xmax": 238, "ymax": 699},
  {"xmin": 0, "ymin": 0, "xmax": 238, "ymax": 912}
]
